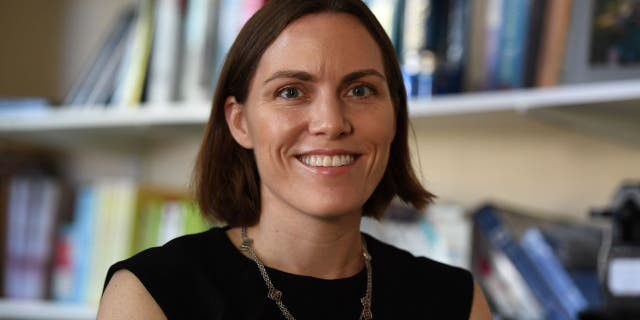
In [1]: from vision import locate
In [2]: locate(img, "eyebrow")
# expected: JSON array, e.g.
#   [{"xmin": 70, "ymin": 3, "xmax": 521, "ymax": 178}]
[
  {"xmin": 340, "ymin": 69, "xmax": 386, "ymax": 85},
  {"xmin": 264, "ymin": 70, "xmax": 314, "ymax": 84},
  {"xmin": 263, "ymin": 68, "xmax": 386, "ymax": 85}
]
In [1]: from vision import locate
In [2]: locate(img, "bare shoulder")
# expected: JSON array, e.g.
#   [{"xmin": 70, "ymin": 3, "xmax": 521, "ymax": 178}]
[
  {"xmin": 468, "ymin": 280, "xmax": 492, "ymax": 320},
  {"xmin": 97, "ymin": 269, "xmax": 167, "ymax": 320}
]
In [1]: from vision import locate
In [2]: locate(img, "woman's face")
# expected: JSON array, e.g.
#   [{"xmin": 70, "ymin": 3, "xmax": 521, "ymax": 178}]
[{"xmin": 226, "ymin": 13, "xmax": 395, "ymax": 221}]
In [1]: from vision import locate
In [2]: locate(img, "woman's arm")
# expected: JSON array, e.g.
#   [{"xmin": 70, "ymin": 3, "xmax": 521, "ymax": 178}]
[
  {"xmin": 97, "ymin": 269, "xmax": 167, "ymax": 320},
  {"xmin": 469, "ymin": 281, "xmax": 492, "ymax": 320}
]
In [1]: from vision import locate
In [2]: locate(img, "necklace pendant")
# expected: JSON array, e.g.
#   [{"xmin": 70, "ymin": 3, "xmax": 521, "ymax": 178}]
[
  {"xmin": 240, "ymin": 238, "xmax": 253, "ymax": 252},
  {"xmin": 268, "ymin": 288, "xmax": 283, "ymax": 302},
  {"xmin": 363, "ymin": 251, "xmax": 372, "ymax": 261},
  {"xmin": 362, "ymin": 308, "xmax": 373, "ymax": 320}
]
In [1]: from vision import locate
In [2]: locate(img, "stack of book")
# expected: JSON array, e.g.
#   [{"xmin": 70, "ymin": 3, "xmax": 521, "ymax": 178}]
[
  {"xmin": 63, "ymin": 0, "xmax": 267, "ymax": 108},
  {"xmin": 471, "ymin": 204, "xmax": 604, "ymax": 320},
  {"xmin": 0, "ymin": 150, "xmax": 212, "ymax": 305}
]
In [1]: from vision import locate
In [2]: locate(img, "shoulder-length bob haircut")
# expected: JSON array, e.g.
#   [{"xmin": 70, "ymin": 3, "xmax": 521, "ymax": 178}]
[{"xmin": 193, "ymin": 0, "xmax": 434, "ymax": 227}]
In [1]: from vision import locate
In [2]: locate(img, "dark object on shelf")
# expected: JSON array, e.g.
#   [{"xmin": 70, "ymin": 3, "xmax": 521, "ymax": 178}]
[{"xmin": 592, "ymin": 182, "xmax": 640, "ymax": 317}]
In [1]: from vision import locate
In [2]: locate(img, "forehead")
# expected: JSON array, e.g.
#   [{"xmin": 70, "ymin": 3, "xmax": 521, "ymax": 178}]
[{"xmin": 253, "ymin": 12, "xmax": 386, "ymax": 80}]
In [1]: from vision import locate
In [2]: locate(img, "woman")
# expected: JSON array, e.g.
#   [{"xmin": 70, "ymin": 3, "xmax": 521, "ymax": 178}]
[{"xmin": 99, "ymin": 0, "xmax": 491, "ymax": 319}]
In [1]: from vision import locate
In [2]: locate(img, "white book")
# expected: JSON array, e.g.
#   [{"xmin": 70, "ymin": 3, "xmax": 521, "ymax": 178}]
[
  {"xmin": 157, "ymin": 201, "xmax": 183, "ymax": 245},
  {"xmin": 148, "ymin": 0, "xmax": 182, "ymax": 103},
  {"xmin": 180, "ymin": 0, "xmax": 211, "ymax": 102},
  {"xmin": 211, "ymin": 0, "xmax": 243, "ymax": 85},
  {"xmin": 365, "ymin": 0, "xmax": 397, "ymax": 43},
  {"xmin": 112, "ymin": 0, "xmax": 155, "ymax": 107},
  {"xmin": 28, "ymin": 179, "xmax": 60, "ymax": 299},
  {"xmin": 4, "ymin": 177, "xmax": 30, "ymax": 298}
]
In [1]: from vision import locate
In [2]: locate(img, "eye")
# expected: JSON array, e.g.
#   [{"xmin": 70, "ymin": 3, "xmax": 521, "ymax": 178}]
[
  {"xmin": 277, "ymin": 86, "xmax": 304, "ymax": 99},
  {"xmin": 347, "ymin": 85, "xmax": 375, "ymax": 97}
]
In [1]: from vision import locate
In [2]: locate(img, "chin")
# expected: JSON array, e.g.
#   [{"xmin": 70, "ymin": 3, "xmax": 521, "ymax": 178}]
[{"xmin": 299, "ymin": 202, "xmax": 364, "ymax": 221}]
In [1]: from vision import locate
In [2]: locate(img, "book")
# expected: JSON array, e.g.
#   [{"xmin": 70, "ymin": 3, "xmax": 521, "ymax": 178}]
[
  {"xmin": 400, "ymin": 0, "xmax": 433, "ymax": 97},
  {"xmin": 27, "ymin": 178, "xmax": 61, "ymax": 300},
  {"xmin": 365, "ymin": 0, "xmax": 402, "ymax": 48},
  {"xmin": 471, "ymin": 216, "xmax": 545, "ymax": 319},
  {"xmin": 111, "ymin": 0, "xmax": 155, "ymax": 107},
  {"xmin": 85, "ymin": 179, "xmax": 137, "ymax": 304},
  {"xmin": 132, "ymin": 190, "xmax": 211, "ymax": 252},
  {"xmin": 473, "ymin": 204, "xmax": 571, "ymax": 320},
  {"xmin": 0, "ymin": 97, "xmax": 50, "ymax": 116},
  {"xmin": 431, "ymin": 0, "xmax": 468, "ymax": 94},
  {"xmin": 464, "ymin": 0, "xmax": 489, "ymax": 91},
  {"xmin": 179, "ymin": 0, "xmax": 211, "ymax": 102},
  {"xmin": 521, "ymin": 227, "xmax": 589, "ymax": 319},
  {"xmin": 3, "ymin": 177, "xmax": 61, "ymax": 300},
  {"xmin": 210, "ymin": 0, "xmax": 243, "ymax": 87},
  {"xmin": 481, "ymin": 0, "xmax": 503, "ymax": 90},
  {"xmin": 4, "ymin": 177, "xmax": 30, "ymax": 299},
  {"xmin": 84, "ymin": 10, "xmax": 137, "ymax": 106},
  {"xmin": 0, "ymin": 179, "xmax": 8, "ymax": 296},
  {"xmin": 148, "ymin": 0, "xmax": 182, "ymax": 103},
  {"xmin": 522, "ymin": 0, "xmax": 547, "ymax": 87},
  {"xmin": 495, "ymin": 0, "xmax": 531, "ymax": 89},
  {"xmin": 535, "ymin": 0, "xmax": 572, "ymax": 87},
  {"xmin": 63, "ymin": 8, "xmax": 136, "ymax": 107},
  {"xmin": 201, "ymin": 0, "xmax": 222, "ymax": 94}
]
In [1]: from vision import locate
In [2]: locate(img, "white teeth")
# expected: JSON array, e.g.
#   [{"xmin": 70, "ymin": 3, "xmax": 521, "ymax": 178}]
[{"xmin": 299, "ymin": 154, "xmax": 355, "ymax": 167}]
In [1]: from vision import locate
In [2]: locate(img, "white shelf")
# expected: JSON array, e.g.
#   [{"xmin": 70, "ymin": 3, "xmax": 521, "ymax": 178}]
[
  {"xmin": 1, "ymin": 80, "xmax": 639, "ymax": 148},
  {"xmin": 408, "ymin": 78, "xmax": 640, "ymax": 117},
  {"xmin": 0, "ymin": 102, "xmax": 211, "ymax": 132},
  {"xmin": 0, "ymin": 299, "xmax": 96, "ymax": 320}
]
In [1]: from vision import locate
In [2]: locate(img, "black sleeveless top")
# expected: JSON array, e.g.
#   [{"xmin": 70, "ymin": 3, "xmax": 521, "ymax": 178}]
[{"xmin": 105, "ymin": 227, "xmax": 474, "ymax": 319}]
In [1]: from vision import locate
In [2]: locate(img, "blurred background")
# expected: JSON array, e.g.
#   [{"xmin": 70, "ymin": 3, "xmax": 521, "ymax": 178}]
[{"xmin": 0, "ymin": 0, "xmax": 639, "ymax": 319}]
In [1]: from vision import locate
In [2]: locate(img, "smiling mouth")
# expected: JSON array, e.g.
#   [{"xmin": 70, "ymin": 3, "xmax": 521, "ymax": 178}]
[{"xmin": 297, "ymin": 154, "xmax": 357, "ymax": 167}]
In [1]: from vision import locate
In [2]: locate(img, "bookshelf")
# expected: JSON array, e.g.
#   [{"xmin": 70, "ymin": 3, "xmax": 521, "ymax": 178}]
[
  {"xmin": 0, "ymin": 299, "xmax": 95, "ymax": 320},
  {"xmin": 2, "ymin": 79, "xmax": 640, "ymax": 148},
  {"xmin": 1, "ymin": 0, "xmax": 640, "ymax": 319}
]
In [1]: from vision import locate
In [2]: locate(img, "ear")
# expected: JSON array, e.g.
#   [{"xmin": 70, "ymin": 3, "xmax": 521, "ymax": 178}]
[{"xmin": 224, "ymin": 96, "xmax": 254, "ymax": 149}]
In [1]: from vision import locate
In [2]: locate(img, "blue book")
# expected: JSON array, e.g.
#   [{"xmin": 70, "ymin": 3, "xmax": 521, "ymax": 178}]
[
  {"xmin": 68, "ymin": 184, "xmax": 98, "ymax": 302},
  {"xmin": 495, "ymin": 0, "xmax": 531, "ymax": 89},
  {"xmin": 473, "ymin": 205, "xmax": 570, "ymax": 320},
  {"xmin": 521, "ymin": 227, "xmax": 588, "ymax": 319}
]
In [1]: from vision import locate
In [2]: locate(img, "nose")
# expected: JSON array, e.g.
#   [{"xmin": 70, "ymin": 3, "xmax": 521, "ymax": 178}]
[{"xmin": 308, "ymin": 94, "xmax": 352, "ymax": 138}]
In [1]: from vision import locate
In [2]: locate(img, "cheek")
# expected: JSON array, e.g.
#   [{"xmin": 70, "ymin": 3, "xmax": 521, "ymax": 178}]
[
  {"xmin": 369, "ymin": 109, "xmax": 396, "ymax": 148},
  {"xmin": 246, "ymin": 110, "xmax": 303, "ymax": 160}
]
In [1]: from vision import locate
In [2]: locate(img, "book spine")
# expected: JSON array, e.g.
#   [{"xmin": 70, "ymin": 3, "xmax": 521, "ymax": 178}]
[
  {"xmin": 464, "ymin": 0, "xmax": 488, "ymax": 91},
  {"xmin": 432, "ymin": 0, "xmax": 468, "ymax": 94},
  {"xmin": 495, "ymin": 0, "xmax": 531, "ymax": 89},
  {"xmin": 401, "ymin": 0, "xmax": 431, "ymax": 97},
  {"xmin": 180, "ymin": 0, "xmax": 210, "ymax": 102},
  {"xmin": 30, "ymin": 179, "xmax": 61, "ymax": 299},
  {"xmin": 521, "ymin": 228, "xmax": 588, "ymax": 319},
  {"xmin": 536, "ymin": 0, "xmax": 573, "ymax": 87},
  {"xmin": 112, "ymin": 0, "xmax": 155, "ymax": 107},
  {"xmin": 365, "ymin": 0, "xmax": 401, "ymax": 47},
  {"xmin": 473, "ymin": 205, "xmax": 571, "ymax": 320},
  {"xmin": 482, "ymin": 0, "xmax": 503, "ymax": 90},
  {"xmin": 4, "ymin": 178, "xmax": 30, "ymax": 299},
  {"xmin": 72, "ymin": 184, "xmax": 98, "ymax": 302},
  {"xmin": 522, "ymin": 0, "xmax": 547, "ymax": 87},
  {"xmin": 63, "ymin": 9, "xmax": 136, "ymax": 107},
  {"xmin": 158, "ymin": 201, "xmax": 184, "ymax": 245},
  {"xmin": 211, "ymin": 0, "xmax": 243, "ymax": 85},
  {"xmin": 148, "ymin": 0, "xmax": 182, "ymax": 103}
]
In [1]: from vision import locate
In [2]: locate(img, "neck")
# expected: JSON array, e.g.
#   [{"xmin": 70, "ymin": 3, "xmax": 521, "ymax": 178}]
[{"xmin": 228, "ymin": 207, "xmax": 364, "ymax": 279}]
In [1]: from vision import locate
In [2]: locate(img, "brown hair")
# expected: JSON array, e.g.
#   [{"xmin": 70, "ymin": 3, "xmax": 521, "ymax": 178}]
[{"xmin": 193, "ymin": 0, "xmax": 434, "ymax": 227}]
